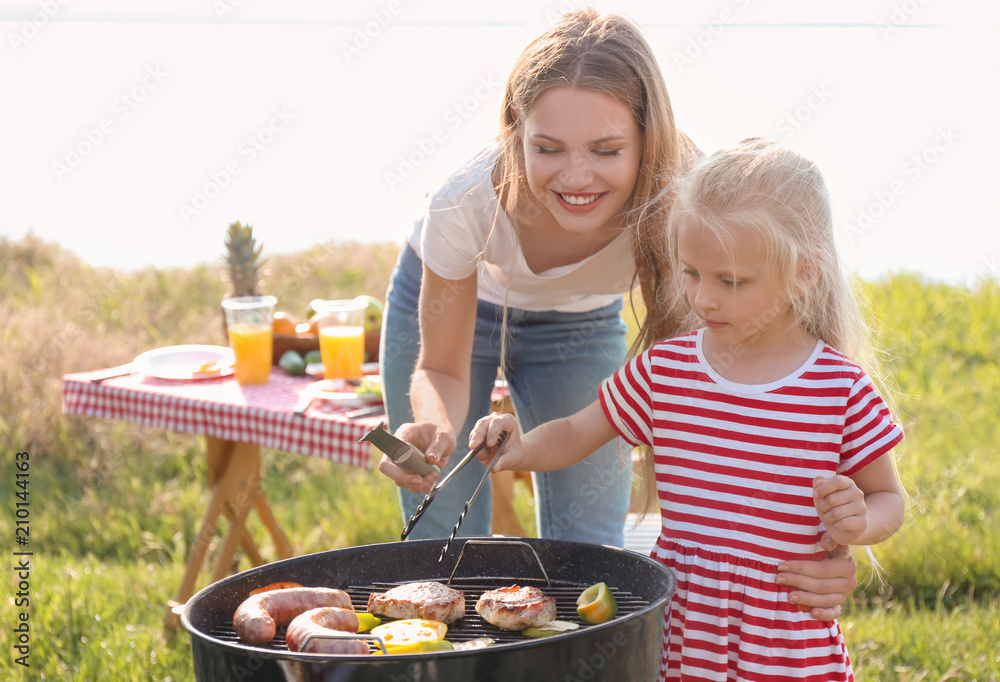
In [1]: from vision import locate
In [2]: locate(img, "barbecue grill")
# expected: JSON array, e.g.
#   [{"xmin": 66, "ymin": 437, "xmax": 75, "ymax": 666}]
[{"xmin": 181, "ymin": 536, "xmax": 675, "ymax": 681}]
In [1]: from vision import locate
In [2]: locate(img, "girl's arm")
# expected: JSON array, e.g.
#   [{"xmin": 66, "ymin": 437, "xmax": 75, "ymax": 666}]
[
  {"xmin": 377, "ymin": 266, "xmax": 478, "ymax": 492},
  {"xmin": 813, "ymin": 455, "xmax": 905, "ymax": 547},
  {"xmin": 472, "ymin": 400, "xmax": 618, "ymax": 472}
]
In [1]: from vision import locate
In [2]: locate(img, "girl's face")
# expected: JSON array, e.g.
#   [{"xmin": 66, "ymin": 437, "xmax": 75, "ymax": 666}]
[
  {"xmin": 677, "ymin": 219, "xmax": 798, "ymax": 353},
  {"xmin": 520, "ymin": 86, "xmax": 642, "ymax": 236}
]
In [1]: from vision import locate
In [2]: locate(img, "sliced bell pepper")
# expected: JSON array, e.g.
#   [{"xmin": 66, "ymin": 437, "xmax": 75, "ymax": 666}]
[
  {"xmin": 378, "ymin": 639, "xmax": 455, "ymax": 655},
  {"xmin": 355, "ymin": 612, "xmax": 382, "ymax": 633}
]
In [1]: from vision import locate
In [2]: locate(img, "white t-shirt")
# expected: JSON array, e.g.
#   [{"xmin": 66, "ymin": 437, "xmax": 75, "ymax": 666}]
[{"xmin": 408, "ymin": 147, "xmax": 635, "ymax": 313}]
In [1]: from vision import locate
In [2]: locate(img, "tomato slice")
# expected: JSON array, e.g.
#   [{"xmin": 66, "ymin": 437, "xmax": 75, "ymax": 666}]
[
  {"xmin": 248, "ymin": 581, "xmax": 303, "ymax": 596},
  {"xmin": 576, "ymin": 582, "xmax": 618, "ymax": 624}
]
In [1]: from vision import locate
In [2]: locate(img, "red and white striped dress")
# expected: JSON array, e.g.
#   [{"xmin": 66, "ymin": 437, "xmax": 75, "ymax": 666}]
[{"xmin": 599, "ymin": 330, "xmax": 903, "ymax": 681}]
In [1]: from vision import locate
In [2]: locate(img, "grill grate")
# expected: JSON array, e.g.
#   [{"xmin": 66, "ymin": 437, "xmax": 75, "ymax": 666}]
[{"xmin": 207, "ymin": 577, "xmax": 650, "ymax": 653}]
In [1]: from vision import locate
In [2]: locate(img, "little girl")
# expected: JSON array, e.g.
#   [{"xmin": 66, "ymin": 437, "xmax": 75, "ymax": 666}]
[{"xmin": 471, "ymin": 138, "xmax": 905, "ymax": 680}]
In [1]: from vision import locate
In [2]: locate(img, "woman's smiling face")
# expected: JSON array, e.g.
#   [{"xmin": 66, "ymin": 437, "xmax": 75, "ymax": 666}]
[{"xmin": 520, "ymin": 86, "xmax": 643, "ymax": 237}]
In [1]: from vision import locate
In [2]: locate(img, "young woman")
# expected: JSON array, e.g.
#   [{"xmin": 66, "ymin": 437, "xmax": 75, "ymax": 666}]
[
  {"xmin": 379, "ymin": 9, "xmax": 859, "ymax": 619},
  {"xmin": 471, "ymin": 138, "xmax": 906, "ymax": 679}
]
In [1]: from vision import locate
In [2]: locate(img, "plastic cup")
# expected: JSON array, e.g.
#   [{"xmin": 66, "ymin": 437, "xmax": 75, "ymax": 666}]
[
  {"xmin": 313, "ymin": 299, "xmax": 366, "ymax": 381},
  {"xmin": 222, "ymin": 295, "xmax": 276, "ymax": 385}
]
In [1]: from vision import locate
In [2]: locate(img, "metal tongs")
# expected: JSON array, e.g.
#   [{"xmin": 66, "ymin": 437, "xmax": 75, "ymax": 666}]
[{"xmin": 399, "ymin": 431, "xmax": 509, "ymax": 559}]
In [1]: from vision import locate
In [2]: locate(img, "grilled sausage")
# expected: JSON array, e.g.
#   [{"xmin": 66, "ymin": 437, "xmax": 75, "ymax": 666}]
[
  {"xmin": 286, "ymin": 607, "xmax": 369, "ymax": 655},
  {"xmin": 233, "ymin": 587, "xmax": 353, "ymax": 645}
]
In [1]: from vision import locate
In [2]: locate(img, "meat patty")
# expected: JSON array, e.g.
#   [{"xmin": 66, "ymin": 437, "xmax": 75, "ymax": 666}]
[
  {"xmin": 475, "ymin": 585, "xmax": 557, "ymax": 631},
  {"xmin": 367, "ymin": 581, "xmax": 465, "ymax": 625}
]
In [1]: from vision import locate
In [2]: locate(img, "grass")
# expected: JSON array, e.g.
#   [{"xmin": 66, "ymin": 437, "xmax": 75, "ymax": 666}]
[{"xmin": 0, "ymin": 233, "xmax": 997, "ymax": 680}]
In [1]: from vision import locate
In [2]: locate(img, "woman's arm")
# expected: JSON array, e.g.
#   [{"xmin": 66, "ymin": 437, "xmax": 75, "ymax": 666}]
[
  {"xmin": 776, "ymin": 540, "xmax": 859, "ymax": 621},
  {"xmin": 377, "ymin": 266, "xmax": 478, "ymax": 492}
]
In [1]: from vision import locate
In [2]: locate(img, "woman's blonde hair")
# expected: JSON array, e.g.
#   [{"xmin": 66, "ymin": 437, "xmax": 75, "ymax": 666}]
[{"xmin": 494, "ymin": 8, "xmax": 693, "ymax": 348}]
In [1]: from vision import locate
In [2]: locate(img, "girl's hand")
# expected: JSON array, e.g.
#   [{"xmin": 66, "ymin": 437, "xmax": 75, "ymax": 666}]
[
  {"xmin": 375, "ymin": 421, "xmax": 455, "ymax": 494},
  {"xmin": 776, "ymin": 537, "xmax": 858, "ymax": 621},
  {"xmin": 813, "ymin": 475, "xmax": 868, "ymax": 546},
  {"xmin": 469, "ymin": 412, "xmax": 520, "ymax": 472}
]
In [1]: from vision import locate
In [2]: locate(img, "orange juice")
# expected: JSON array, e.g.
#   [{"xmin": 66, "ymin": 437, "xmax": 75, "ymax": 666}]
[
  {"xmin": 319, "ymin": 326, "xmax": 364, "ymax": 380},
  {"xmin": 228, "ymin": 327, "xmax": 273, "ymax": 384}
]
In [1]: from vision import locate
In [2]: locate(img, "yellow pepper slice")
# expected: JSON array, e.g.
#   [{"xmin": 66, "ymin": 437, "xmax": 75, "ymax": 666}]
[
  {"xmin": 576, "ymin": 582, "xmax": 618, "ymax": 624},
  {"xmin": 377, "ymin": 639, "xmax": 454, "ymax": 655},
  {"xmin": 370, "ymin": 619, "xmax": 447, "ymax": 647},
  {"xmin": 356, "ymin": 613, "xmax": 382, "ymax": 633}
]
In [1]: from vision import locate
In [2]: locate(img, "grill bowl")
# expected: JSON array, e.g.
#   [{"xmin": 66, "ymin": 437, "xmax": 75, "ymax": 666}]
[{"xmin": 181, "ymin": 536, "xmax": 674, "ymax": 681}]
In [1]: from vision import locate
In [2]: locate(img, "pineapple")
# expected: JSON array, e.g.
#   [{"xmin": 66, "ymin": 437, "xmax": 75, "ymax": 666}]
[
  {"xmin": 223, "ymin": 221, "xmax": 265, "ymax": 297},
  {"xmin": 221, "ymin": 221, "xmax": 267, "ymax": 343}
]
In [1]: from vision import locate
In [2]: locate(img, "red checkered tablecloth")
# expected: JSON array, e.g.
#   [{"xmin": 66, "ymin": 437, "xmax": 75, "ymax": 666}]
[{"xmin": 61, "ymin": 367, "xmax": 384, "ymax": 469}]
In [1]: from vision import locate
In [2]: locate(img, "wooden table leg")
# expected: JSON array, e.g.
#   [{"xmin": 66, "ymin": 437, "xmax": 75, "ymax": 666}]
[
  {"xmin": 489, "ymin": 394, "xmax": 533, "ymax": 537},
  {"xmin": 210, "ymin": 452, "xmax": 258, "ymax": 584},
  {"xmin": 164, "ymin": 436, "xmax": 294, "ymax": 629},
  {"xmin": 164, "ymin": 438, "xmax": 250, "ymax": 628},
  {"xmin": 252, "ymin": 489, "xmax": 294, "ymax": 559},
  {"xmin": 490, "ymin": 469, "xmax": 527, "ymax": 537}
]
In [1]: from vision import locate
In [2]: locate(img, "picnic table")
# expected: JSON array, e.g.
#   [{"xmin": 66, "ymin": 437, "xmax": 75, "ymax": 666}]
[{"xmin": 61, "ymin": 363, "xmax": 384, "ymax": 626}]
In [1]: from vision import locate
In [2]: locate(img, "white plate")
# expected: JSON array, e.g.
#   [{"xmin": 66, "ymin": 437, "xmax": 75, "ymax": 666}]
[
  {"xmin": 133, "ymin": 345, "xmax": 235, "ymax": 380},
  {"xmin": 303, "ymin": 378, "xmax": 382, "ymax": 407}
]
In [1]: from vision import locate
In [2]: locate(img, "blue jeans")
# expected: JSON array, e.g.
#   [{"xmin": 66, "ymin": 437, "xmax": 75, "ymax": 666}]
[{"xmin": 379, "ymin": 244, "xmax": 632, "ymax": 546}]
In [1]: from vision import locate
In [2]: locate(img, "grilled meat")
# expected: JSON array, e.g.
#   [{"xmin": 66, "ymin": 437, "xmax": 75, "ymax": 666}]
[
  {"xmin": 233, "ymin": 587, "xmax": 353, "ymax": 645},
  {"xmin": 367, "ymin": 581, "xmax": 466, "ymax": 625},
  {"xmin": 475, "ymin": 585, "xmax": 557, "ymax": 630},
  {"xmin": 285, "ymin": 607, "xmax": 369, "ymax": 655}
]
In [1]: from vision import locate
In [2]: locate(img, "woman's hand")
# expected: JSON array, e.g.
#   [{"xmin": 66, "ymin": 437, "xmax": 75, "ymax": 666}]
[
  {"xmin": 776, "ymin": 535, "xmax": 859, "ymax": 621},
  {"xmin": 375, "ymin": 421, "xmax": 456, "ymax": 494},
  {"xmin": 469, "ymin": 412, "xmax": 521, "ymax": 472}
]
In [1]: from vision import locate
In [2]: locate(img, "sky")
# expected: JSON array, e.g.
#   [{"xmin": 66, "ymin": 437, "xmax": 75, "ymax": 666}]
[{"xmin": 2, "ymin": 0, "xmax": 998, "ymax": 286}]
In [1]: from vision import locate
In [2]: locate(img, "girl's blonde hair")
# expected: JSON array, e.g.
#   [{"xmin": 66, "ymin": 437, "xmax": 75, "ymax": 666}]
[
  {"xmin": 665, "ymin": 138, "xmax": 874, "ymax": 363},
  {"xmin": 634, "ymin": 137, "xmax": 897, "ymax": 516},
  {"xmin": 494, "ymin": 8, "xmax": 694, "ymax": 347}
]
